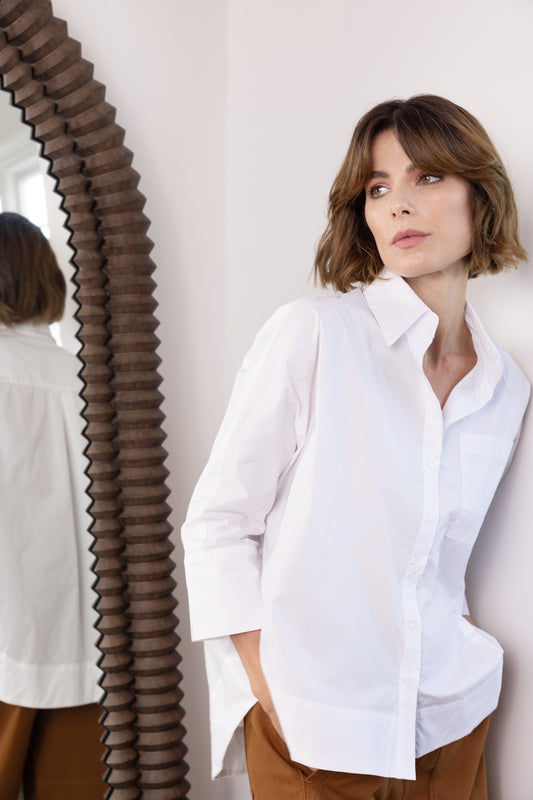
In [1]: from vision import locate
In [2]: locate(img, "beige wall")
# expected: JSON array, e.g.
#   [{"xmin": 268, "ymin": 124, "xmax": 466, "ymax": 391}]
[{"xmin": 49, "ymin": 2, "xmax": 533, "ymax": 799}]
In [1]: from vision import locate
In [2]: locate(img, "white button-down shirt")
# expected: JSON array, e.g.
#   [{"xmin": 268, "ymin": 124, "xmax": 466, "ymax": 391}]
[
  {"xmin": 182, "ymin": 269, "xmax": 530, "ymax": 780},
  {"xmin": 0, "ymin": 324, "xmax": 100, "ymax": 708}
]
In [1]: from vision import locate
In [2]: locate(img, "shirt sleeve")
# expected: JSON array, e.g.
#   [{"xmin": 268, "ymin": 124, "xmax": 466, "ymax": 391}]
[{"xmin": 182, "ymin": 301, "xmax": 319, "ymax": 641}]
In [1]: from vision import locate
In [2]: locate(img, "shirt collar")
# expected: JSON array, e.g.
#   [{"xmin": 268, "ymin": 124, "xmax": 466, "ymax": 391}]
[
  {"xmin": 361, "ymin": 267, "xmax": 505, "ymax": 416},
  {"xmin": 362, "ymin": 267, "xmax": 438, "ymax": 347},
  {"xmin": 463, "ymin": 301, "xmax": 504, "ymax": 393},
  {"xmin": 0, "ymin": 322, "xmax": 53, "ymax": 339}
]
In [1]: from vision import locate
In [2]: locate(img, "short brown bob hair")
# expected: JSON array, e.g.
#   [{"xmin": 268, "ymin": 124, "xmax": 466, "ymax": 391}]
[
  {"xmin": 0, "ymin": 211, "xmax": 66, "ymax": 326},
  {"xmin": 315, "ymin": 94, "xmax": 527, "ymax": 291}
]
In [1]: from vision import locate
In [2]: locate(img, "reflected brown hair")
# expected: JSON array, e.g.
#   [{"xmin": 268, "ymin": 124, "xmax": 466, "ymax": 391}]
[
  {"xmin": 314, "ymin": 94, "xmax": 527, "ymax": 291},
  {"xmin": 0, "ymin": 211, "xmax": 66, "ymax": 325}
]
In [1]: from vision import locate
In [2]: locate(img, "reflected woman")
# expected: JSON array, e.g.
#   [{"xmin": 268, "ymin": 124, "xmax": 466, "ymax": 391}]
[
  {"xmin": 0, "ymin": 213, "xmax": 104, "ymax": 799},
  {"xmin": 182, "ymin": 96, "xmax": 530, "ymax": 799}
]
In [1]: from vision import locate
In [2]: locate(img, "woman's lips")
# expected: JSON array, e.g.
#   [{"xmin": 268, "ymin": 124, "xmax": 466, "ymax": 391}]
[{"xmin": 392, "ymin": 230, "xmax": 430, "ymax": 248}]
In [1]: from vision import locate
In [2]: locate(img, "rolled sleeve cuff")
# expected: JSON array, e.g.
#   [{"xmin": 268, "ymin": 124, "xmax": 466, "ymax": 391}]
[{"xmin": 185, "ymin": 543, "xmax": 263, "ymax": 641}]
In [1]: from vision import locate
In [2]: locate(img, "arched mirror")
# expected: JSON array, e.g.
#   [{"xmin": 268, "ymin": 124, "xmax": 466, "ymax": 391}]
[{"xmin": 0, "ymin": 2, "xmax": 188, "ymax": 798}]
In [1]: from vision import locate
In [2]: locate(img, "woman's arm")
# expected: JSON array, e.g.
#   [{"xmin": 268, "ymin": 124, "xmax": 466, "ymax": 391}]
[
  {"xmin": 231, "ymin": 630, "xmax": 284, "ymax": 738},
  {"xmin": 182, "ymin": 302, "xmax": 319, "ymax": 643}
]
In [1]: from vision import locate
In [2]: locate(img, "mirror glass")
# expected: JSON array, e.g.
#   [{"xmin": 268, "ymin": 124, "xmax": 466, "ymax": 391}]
[{"xmin": 0, "ymin": 89, "xmax": 103, "ymax": 799}]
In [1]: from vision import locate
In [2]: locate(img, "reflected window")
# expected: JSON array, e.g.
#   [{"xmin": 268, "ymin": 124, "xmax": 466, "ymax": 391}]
[{"xmin": 17, "ymin": 171, "xmax": 50, "ymax": 239}]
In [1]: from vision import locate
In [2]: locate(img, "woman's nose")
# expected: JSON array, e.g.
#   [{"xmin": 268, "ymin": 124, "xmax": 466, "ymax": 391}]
[{"xmin": 390, "ymin": 193, "xmax": 415, "ymax": 217}]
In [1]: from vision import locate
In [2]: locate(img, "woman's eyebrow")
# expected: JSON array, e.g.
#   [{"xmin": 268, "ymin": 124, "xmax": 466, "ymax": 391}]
[{"xmin": 370, "ymin": 163, "xmax": 417, "ymax": 180}]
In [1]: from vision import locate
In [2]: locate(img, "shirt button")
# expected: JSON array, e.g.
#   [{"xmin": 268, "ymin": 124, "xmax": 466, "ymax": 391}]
[
  {"xmin": 408, "ymin": 620, "xmax": 419, "ymax": 631},
  {"xmin": 426, "ymin": 458, "xmax": 438, "ymax": 469},
  {"xmin": 404, "ymin": 676, "xmax": 417, "ymax": 689},
  {"xmin": 409, "ymin": 561, "xmax": 424, "ymax": 577},
  {"xmin": 427, "ymin": 512, "xmax": 437, "ymax": 523}
]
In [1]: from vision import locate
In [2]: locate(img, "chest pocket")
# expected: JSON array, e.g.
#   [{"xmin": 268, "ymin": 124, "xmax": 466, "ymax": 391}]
[{"xmin": 446, "ymin": 433, "xmax": 514, "ymax": 544}]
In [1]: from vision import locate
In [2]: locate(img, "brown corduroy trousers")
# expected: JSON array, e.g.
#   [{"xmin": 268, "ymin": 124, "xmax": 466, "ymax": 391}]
[
  {"xmin": 0, "ymin": 700, "xmax": 106, "ymax": 800},
  {"xmin": 244, "ymin": 703, "xmax": 490, "ymax": 800}
]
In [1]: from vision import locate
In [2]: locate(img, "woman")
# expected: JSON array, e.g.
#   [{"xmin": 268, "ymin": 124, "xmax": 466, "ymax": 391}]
[
  {"xmin": 0, "ymin": 213, "xmax": 104, "ymax": 799},
  {"xmin": 182, "ymin": 95, "xmax": 530, "ymax": 799}
]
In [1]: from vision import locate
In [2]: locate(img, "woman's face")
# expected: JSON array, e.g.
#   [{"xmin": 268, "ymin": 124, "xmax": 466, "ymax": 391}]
[{"xmin": 364, "ymin": 129, "xmax": 473, "ymax": 282}]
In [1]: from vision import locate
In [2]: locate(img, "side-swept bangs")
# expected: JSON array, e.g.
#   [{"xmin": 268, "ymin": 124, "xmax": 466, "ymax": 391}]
[{"xmin": 315, "ymin": 94, "xmax": 527, "ymax": 291}]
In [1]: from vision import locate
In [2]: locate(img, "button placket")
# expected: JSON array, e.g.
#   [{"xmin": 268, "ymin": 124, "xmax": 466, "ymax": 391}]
[{"xmin": 397, "ymin": 388, "xmax": 443, "ymax": 764}]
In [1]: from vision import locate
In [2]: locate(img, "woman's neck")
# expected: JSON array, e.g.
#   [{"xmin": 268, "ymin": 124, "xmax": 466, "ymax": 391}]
[
  {"xmin": 405, "ymin": 265, "xmax": 472, "ymax": 361},
  {"xmin": 405, "ymin": 265, "xmax": 477, "ymax": 407}
]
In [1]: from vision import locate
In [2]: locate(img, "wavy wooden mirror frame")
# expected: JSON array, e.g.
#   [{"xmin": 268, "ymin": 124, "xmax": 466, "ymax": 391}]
[{"xmin": 0, "ymin": 1, "xmax": 189, "ymax": 797}]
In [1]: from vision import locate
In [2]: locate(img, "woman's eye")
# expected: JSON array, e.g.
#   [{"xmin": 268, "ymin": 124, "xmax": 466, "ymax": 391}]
[
  {"xmin": 367, "ymin": 185, "xmax": 388, "ymax": 198},
  {"xmin": 419, "ymin": 174, "xmax": 441, "ymax": 185}
]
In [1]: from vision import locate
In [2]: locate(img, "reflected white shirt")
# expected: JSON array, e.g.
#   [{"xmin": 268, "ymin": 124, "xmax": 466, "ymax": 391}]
[
  {"xmin": 0, "ymin": 324, "xmax": 101, "ymax": 708},
  {"xmin": 182, "ymin": 269, "xmax": 530, "ymax": 780}
]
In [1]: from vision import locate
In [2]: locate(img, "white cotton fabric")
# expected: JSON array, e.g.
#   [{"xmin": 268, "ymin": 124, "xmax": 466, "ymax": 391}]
[
  {"xmin": 182, "ymin": 269, "xmax": 530, "ymax": 780},
  {"xmin": 0, "ymin": 323, "xmax": 101, "ymax": 708}
]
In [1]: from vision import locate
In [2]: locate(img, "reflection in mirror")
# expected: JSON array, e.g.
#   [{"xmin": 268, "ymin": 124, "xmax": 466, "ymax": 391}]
[
  {"xmin": 0, "ymin": 89, "xmax": 76, "ymax": 352},
  {"xmin": 0, "ymin": 90, "xmax": 105, "ymax": 798}
]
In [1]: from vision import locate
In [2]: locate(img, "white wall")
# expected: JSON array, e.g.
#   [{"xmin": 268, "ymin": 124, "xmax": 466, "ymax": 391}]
[{"xmin": 48, "ymin": 2, "xmax": 533, "ymax": 799}]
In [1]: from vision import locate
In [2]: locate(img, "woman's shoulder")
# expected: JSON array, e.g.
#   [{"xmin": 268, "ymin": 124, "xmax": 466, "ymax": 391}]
[
  {"xmin": 0, "ymin": 326, "xmax": 80, "ymax": 392},
  {"xmin": 265, "ymin": 288, "xmax": 366, "ymax": 332},
  {"xmin": 240, "ymin": 291, "xmax": 365, "ymax": 376}
]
